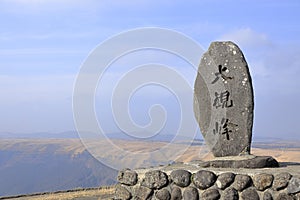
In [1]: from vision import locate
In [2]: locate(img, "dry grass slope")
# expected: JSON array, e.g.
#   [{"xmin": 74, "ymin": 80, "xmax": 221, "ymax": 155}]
[
  {"xmin": 0, "ymin": 138, "xmax": 299, "ymax": 199},
  {"xmin": 0, "ymin": 187, "xmax": 115, "ymax": 200}
]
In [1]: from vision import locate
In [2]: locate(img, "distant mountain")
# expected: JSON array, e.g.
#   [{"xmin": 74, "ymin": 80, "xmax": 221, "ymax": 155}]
[{"xmin": 0, "ymin": 131, "xmax": 196, "ymax": 142}]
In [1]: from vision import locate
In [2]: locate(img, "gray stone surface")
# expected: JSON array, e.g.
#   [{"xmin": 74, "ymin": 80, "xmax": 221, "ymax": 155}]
[
  {"xmin": 287, "ymin": 177, "xmax": 300, "ymax": 194},
  {"xmin": 201, "ymin": 189, "xmax": 220, "ymax": 200},
  {"xmin": 233, "ymin": 174, "xmax": 252, "ymax": 191},
  {"xmin": 198, "ymin": 155, "xmax": 279, "ymax": 168},
  {"xmin": 141, "ymin": 170, "xmax": 168, "ymax": 189},
  {"xmin": 194, "ymin": 41, "xmax": 254, "ymax": 157},
  {"xmin": 295, "ymin": 193, "xmax": 300, "ymax": 200},
  {"xmin": 117, "ymin": 168, "xmax": 138, "ymax": 186},
  {"xmin": 170, "ymin": 187, "xmax": 182, "ymax": 200},
  {"xmin": 222, "ymin": 188, "xmax": 239, "ymax": 200},
  {"xmin": 276, "ymin": 193, "xmax": 294, "ymax": 200},
  {"xmin": 273, "ymin": 172, "xmax": 292, "ymax": 191},
  {"xmin": 263, "ymin": 191, "xmax": 273, "ymax": 200},
  {"xmin": 241, "ymin": 187, "xmax": 259, "ymax": 200},
  {"xmin": 115, "ymin": 184, "xmax": 132, "ymax": 200},
  {"xmin": 216, "ymin": 172, "xmax": 235, "ymax": 189},
  {"xmin": 170, "ymin": 169, "xmax": 191, "ymax": 187},
  {"xmin": 155, "ymin": 188, "xmax": 171, "ymax": 200},
  {"xmin": 133, "ymin": 185, "xmax": 153, "ymax": 200},
  {"xmin": 183, "ymin": 187, "xmax": 199, "ymax": 200},
  {"xmin": 253, "ymin": 173, "xmax": 273, "ymax": 191},
  {"xmin": 192, "ymin": 170, "xmax": 217, "ymax": 189}
]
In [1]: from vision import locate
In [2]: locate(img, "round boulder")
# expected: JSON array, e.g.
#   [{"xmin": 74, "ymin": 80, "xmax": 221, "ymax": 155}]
[
  {"xmin": 263, "ymin": 191, "xmax": 273, "ymax": 200},
  {"xmin": 201, "ymin": 188, "xmax": 220, "ymax": 200},
  {"xmin": 223, "ymin": 188, "xmax": 238, "ymax": 200},
  {"xmin": 216, "ymin": 172, "xmax": 235, "ymax": 189},
  {"xmin": 141, "ymin": 170, "xmax": 168, "ymax": 189},
  {"xmin": 117, "ymin": 168, "xmax": 138, "ymax": 186},
  {"xmin": 272, "ymin": 173, "xmax": 291, "ymax": 191},
  {"xmin": 155, "ymin": 188, "xmax": 171, "ymax": 200},
  {"xmin": 193, "ymin": 170, "xmax": 217, "ymax": 189},
  {"xmin": 170, "ymin": 169, "xmax": 192, "ymax": 187},
  {"xmin": 253, "ymin": 173, "xmax": 273, "ymax": 191},
  {"xmin": 183, "ymin": 187, "xmax": 199, "ymax": 200},
  {"xmin": 171, "ymin": 187, "xmax": 182, "ymax": 200},
  {"xmin": 241, "ymin": 187, "xmax": 259, "ymax": 200},
  {"xmin": 233, "ymin": 174, "xmax": 252, "ymax": 191}
]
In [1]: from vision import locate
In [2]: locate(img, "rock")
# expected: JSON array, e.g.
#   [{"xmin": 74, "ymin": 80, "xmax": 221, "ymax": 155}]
[
  {"xmin": 295, "ymin": 193, "xmax": 300, "ymax": 200},
  {"xmin": 216, "ymin": 172, "xmax": 235, "ymax": 189},
  {"xmin": 155, "ymin": 188, "xmax": 171, "ymax": 200},
  {"xmin": 253, "ymin": 173, "xmax": 273, "ymax": 191},
  {"xmin": 133, "ymin": 185, "xmax": 153, "ymax": 200},
  {"xmin": 198, "ymin": 155, "xmax": 279, "ymax": 168},
  {"xmin": 115, "ymin": 184, "xmax": 132, "ymax": 200},
  {"xmin": 241, "ymin": 187, "xmax": 259, "ymax": 200},
  {"xmin": 276, "ymin": 193, "xmax": 294, "ymax": 200},
  {"xmin": 194, "ymin": 41, "xmax": 254, "ymax": 157},
  {"xmin": 141, "ymin": 170, "xmax": 168, "ymax": 189},
  {"xmin": 287, "ymin": 177, "xmax": 300, "ymax": 194},
  {"xmin": 273, "ymin": 173, "xmax": 292, "ymax": 191},
  {"xmin": 193, "ymin": 170, "xmax": 217, "ymax": 189},
  {"xmin": 263, "ymin": 191, "xmax": 273, "ymax": 200},
  {"xmin": 170, "ymin": 187, "xmax": 182, "ymax": 200},
  {"xmin": 183, "ymin": 187, "xmax": 199, "ymax": 200},
  {"xmin": 222, "ymin": 188, "xmax": 239, "ymax": 200},
  {"xmin": 201, "ymin": 189, "xmax": 220, "ymax": 200},
  {"xmin": 170, "ymin": 169, "xmax": 192, "ymax": 187},
  {"xmin": 233, "ymin": 174, "xmax": 252, "ymax": 191},
  {"xmin": 117, "ymin": 168, "xmax": 138, "ymax": 186}
]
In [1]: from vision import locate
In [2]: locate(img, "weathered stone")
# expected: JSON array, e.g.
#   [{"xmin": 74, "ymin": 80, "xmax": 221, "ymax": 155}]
[
  {"xmin": 198, "ymin": 155, "xmax": 279, "ymax": 168},
  {"xmin": 193, "ymin": 170, "xmax": 217, "ymax": 189},
  {"xmin": 155, "ymin": 188, "xmax": 171, "ymax": 200},
  {"xmin": 170, "ymin": 169, "xmax": 191, "ymax": 187},
  {"xmin": 115, "ymin": 184, "xmax": 132, "ymax": 200},
  {"xmin": 263, "ymin": 191, "xmax": 273, "ymax": 200},
  {"xmin": 222, "ymin": 188, "xmax": 239, "ymax": 200},
  {"xmin": 118, "ymin": 168, "xmax": 138, "ymax": 186},
  {"xmin": 194, "ymin": 41, "xmax": 254, "ymax": 157},
  {"xmin": 276, "ymin": 193, "xmax": 294, "ymax": 200},
  {"xmin": 253, "ymin": 173, "xmax": 273, "ymax": 191},
  {"xmin": 170, "ymin": 187, "xmax": 182, "ymax": 200},
  {"xmin": 216, "ymin": 172, "xmax": 235, "ymax": 189},
  {"xmin": 133, "ymin": 185, "xmax": 153, "ymax": 200},
  {"xmin": 273, "ymin": 172, "xmax": 292, "ymax": 191},
  {"xmin": 201, "ymin": 189, "xmax": 220, "ymax": 200},
  {"xmin": 183, "ymin": 187, "xmax": 199, "ymax": 200},
  {"xmin": 233, "ymin": 174, "xmax": 252, "ymax": 191},
  {"xmin": 287, "ymin": 177, "xmax": 300, "ymax": 194},
  {"xmin": 141, "ymin": 170, "xmax": 168, "ymax": 189},
  {"xmin": 295, "ymin": 193, "xmax": 300, "ymax": 200},
  {"xmin": 241, "ymin": 187, "xmax": 259, "ymax": 200}
]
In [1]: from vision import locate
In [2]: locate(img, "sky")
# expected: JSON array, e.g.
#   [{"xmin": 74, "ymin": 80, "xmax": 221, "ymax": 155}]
[{"xmin": 0, "ymin": 0, "xmax": 300, "ymax": 140}]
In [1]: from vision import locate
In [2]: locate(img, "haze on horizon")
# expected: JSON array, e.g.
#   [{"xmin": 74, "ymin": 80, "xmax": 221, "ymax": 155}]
[{"xmin": 0, "ymin": 0, "xmax": 300, "ymax": 140}]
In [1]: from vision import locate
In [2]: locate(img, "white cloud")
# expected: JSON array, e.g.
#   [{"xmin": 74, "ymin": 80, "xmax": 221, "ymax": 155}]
[{"xmin": 218, "ymin": 28, "xmax": 273, "ymax": 49}]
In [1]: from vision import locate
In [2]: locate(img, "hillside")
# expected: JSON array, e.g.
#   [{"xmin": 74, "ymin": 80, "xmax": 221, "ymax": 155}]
[
  {"xmin": 0, "ymin": 139, "xmax": 117, "ymax": 197},
  {"xmin": 0, "ymin": 138, "xmax": 299, "ymax": 198}
]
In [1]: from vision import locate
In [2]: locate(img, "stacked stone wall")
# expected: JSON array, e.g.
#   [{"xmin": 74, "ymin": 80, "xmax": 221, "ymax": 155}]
[{"xmin": 115, "ymin": 168, "xmax": 300, "ymax": 200}]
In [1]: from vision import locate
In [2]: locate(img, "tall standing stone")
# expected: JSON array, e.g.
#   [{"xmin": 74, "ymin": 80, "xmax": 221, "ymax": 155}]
[{"xmin": 194, "ymin": 41, "xmax": 254, "ymax": 157}]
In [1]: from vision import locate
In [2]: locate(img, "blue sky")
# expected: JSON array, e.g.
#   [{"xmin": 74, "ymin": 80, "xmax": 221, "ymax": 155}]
[{"xmin": 0, "ymin": 0, "xmax": 299, "ymax": 140}]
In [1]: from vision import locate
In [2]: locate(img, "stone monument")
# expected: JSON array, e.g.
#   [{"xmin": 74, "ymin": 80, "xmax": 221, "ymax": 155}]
[
  {"xmin": 114, "ymin": 41, "xmax": 300, "ymax": 200},
  {"xmin": 194, "ymin": 41, "xmax": 278, "ymax": 168}
]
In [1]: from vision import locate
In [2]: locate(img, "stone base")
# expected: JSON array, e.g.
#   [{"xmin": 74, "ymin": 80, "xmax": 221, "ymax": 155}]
[
  {"xmin": 115, "ymin": 162, "xmax": 300, "ymax": 200},
  {"xmin": 194, "ymin": 155, "xmax": 279, "ymax": 169}
]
